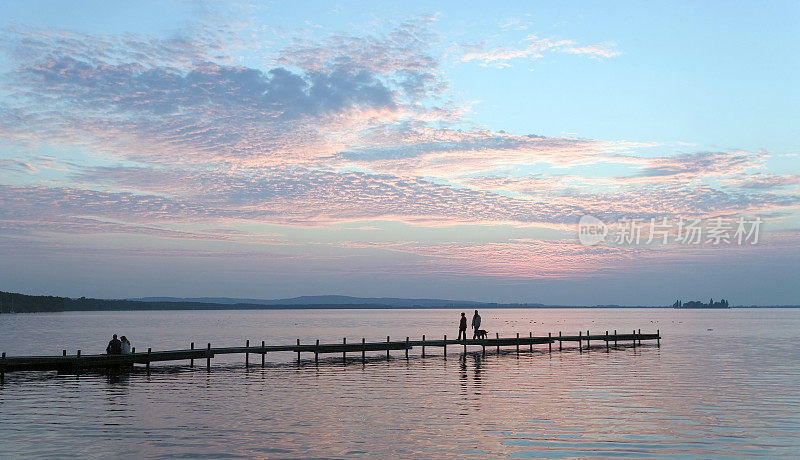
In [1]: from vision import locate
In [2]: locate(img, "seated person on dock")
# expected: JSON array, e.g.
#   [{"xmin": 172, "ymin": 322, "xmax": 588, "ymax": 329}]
[
  {"xmin": 120, "ymin": 336, "xmax": 131, "ymax": 354},
  {"xmin": 106, "ymin": 334, "xmax": 122, "ymax": 354}
]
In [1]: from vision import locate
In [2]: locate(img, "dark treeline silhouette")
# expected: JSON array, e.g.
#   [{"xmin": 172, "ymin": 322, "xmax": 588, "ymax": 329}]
[
  {"xmin": 0, "ymin": 290, "xmax": 499, "ymax": 313},
  {"xmin": 0, "ymin": 291, "xmax": 235, "ymax": 313},
  {"xmin": 1, "ymin": 291, "xmax": 797, "ymax": 313}
]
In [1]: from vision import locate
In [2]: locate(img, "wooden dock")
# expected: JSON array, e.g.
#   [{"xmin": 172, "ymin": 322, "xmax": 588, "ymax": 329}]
[{"xmin": 0, "ymin": 329, "xmax": 660, "ymax": 377}]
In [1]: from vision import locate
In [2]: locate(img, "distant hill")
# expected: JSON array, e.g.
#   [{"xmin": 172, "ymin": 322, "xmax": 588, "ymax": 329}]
[
  {"xmin": 133, "ymin": 295, "xmax": 493, "ymax": 307},
  {"xmin": 0, "ymin": 291, "xmax": 500, "ymax": 313},
  {"xmin": 1, "ymin": 290, "xmax": 796, "ymax": 313}
]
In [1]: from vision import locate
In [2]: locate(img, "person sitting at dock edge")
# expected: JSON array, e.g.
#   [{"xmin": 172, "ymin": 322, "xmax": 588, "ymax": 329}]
[
  {"xmin": 471, "ymin": 310, "xmax": 482, "ymax": 339},
  {"xmin": 106, "ymin": 334, "xmax": 122, "ymax": 354},
  {"xmin": 120, "ymin": 336, "xmax": 131, "ymax": 354},
  {"xmin": 458, "ymin": 312, "xmax": 467, "ymax": 341}
]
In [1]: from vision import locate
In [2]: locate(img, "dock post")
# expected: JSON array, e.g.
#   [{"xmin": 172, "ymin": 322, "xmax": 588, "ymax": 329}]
[
  {"xmin": 605, "ymin": 331, "xmax": 609, "ymax": 352},
  {"xmin": 132, "ymin": 347, "xmax": 135, "ymax": 354},
  {"xmin": 342, "ymin": 338, "xmax": 346, "ymax": 363},
  {"xmin": 516, "ymin": 333, "xmax": 520, "ymax": 355},
  {"xmin": 296, "ymin": 339, "xmax": 300, "ymax": 364},
  {"xmin": 496, "ymin": 332, "xmax": 499, "ymax": 354},
  {"xmin": 548, "ymin": 333, "xmax": 552, "ymax": 353},
  {"xmin": 261, "ymin": 341, "xmax": 265, "ymax": 367},
  {"xmin": 559, "ymin": 331, "xmax": 562, "ymax": 351},
  {"xmin": 207, "ymin": 343, "xmax": 211, "ymax": 371},
  {"xmin": 632, "ymin": 330, "xmax": 636, "ymax": 348},
  {"xmin": 245, "ymin": 340, "xmax": 250, "ymax": 368},
  {"xmin": 146, "ymin": 348, "xmax": 152, "ymax": 371},
  {"xmin": 190, "ymin": 342, "xmax": 194, "ymax": 368},
  {"xmin": 77, "ymin": 350, "xmax": 81, "ymax": 357},
  {"xmin": 529, "ymin": 332, "xmax": 533, "ymax": 352},
  {"xmin": 361, "ymin": 338, "xmax": 366, "ymax": 364},
  {"xmin": 1, "ymin": 352, "xmax": 5, "ymax": 381},
  {"xmin": 316, "ymin": 339, "xmax": 321, "ymax": 364},
  {"xmin": 578, "ymin": 331, "xmax": 582, "ymax": 352},
  {"xmin": 386, "ymin": 336, "xmax": 390, "ymax": 360},
  {"xmin": 657, "ymin": 329, "xmax": 660, "ymax": 348},
  {"xmin": 587, "ymin": 330, "xmax": 590, "ymax": 349},
  {"xmin": 63, "ymin": 350, "xmax": 67, "ymax": 356},
  {"xmin": 614, "ymin": 330, "xmax": 617, "ymax": 347},
  {"xmin": 638, "ymin": 329, "xmax": 642, "ymax": 346},
  {"xmin": 405, "ymin": 337, "xmax": 409, "ymax": 359},
  {"xmin": 443, "ymin": 335, "xmax": 446, "ymax": 356},
  {"xmin": 422, "ymin": 335, "xmax": 425, "ymax": 358}
]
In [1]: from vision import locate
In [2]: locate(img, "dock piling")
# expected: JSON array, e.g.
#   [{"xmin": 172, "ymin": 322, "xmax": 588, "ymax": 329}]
[
  {"xmin": 147, "ymin": 347, "xmax": 151, "ymax": 371},
  {"xmin": 443, "ymin": 335, "xmax": 446, "ymax": 356},
  {"xmin": 245, "ymin": 340, "xmax": 249, "ymax": 368},
  {"xmin": 632, "ymin": 330, "xmax": 636, "ymax": 348},
  {"xmin": 342, "ymin": 338, "xmax": 345, "ymax": 363},
  {"xmin": 587, "ymin": 330, "xmax": 590, "ymax": 349},
  {"xmin": 614, "ymin": 330, "xmax": 617, "ymax": 347},
  {"xmin": 206, "ymin": 343, "xmax": 211, "ymax": 370},
  {"xmin": 496, "ymin": 333, "xmax": 499, "ymax": 354},
  {"xmin": 63, "ymin": 350, "xmax": 66, "ymax": 357},
  {"xmin": 77, "ymin": 350, "xmax": 81, "ymax": 357},
  {"xmin": 548, "ymin": 333, "xmax": 552, "ymax": 353},
  {"xmin": 559, "ymin": 331, "xmax": 562, "ymax": 351},
  {"xmin": 361, "ymin": 338, "xmax": 366, "ymax": 364},
  {"xmin": 316, "ymin": 339, "xmax": 321, "ymax": 364},
  {"xmin": 422, "ymin": 335, "xmax": 425, "ymax": 358},
  {"xmin": 190, "ymin": 342, "xmax": 194, "ymax": 368},
  {"xmin": 578, "ymin": 331, "xmax": 582, "ymax": 352},
  {"xmin": 638, "ymin": 329, "xmax": 642, "ymax": 346},
  {"xmin": 405, "ymin": 337, "xmax": 409, "ymax": 359},
  {"xmin": 1, "ymin": 352, "xmax": 5, "ymax": 381},
  {"xmin": 529, "ymin": 332, "xmax": 533, "ymax": 352},
  {"xmin": 516, "ymin": 333, "xmax": 520, "ymax": 355},
  {"xmin": 386, "ymin": 336, "xmax": 391, "ymax": 359},
  {"xmin": 132, "ymin": 347, "xmax": 135, "ymax": 354},
  {"xmin": 605, "ymin": 331, "xmax": 609, "ymax": 352},
  {"xmin": 657, "ymin": 329, "xmax": 660, "ymax": 347},
  {"xmin": 296, "ymin": 339, "xmax": 300, "ymax": 363},
  {"xmin": 261, "ymin": 341, "xmax": 265, "ymax": 367}
]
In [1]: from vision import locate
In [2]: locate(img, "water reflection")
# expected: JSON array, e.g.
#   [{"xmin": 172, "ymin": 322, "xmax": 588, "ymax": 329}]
[{"xmin": 0, "ymin": 309, "xmax": 798, "ymax": 458}]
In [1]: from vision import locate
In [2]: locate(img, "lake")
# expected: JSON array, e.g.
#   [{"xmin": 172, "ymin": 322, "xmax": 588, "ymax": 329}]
[{"xmin": 1, "ymin": 308, "xmax": 798, "ymax": 458}]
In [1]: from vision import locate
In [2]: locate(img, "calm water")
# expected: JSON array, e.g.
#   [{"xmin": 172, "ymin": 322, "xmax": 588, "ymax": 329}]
[{"xmin": 0, "ymin": 308, "xmax": 798, "ymax": 459}]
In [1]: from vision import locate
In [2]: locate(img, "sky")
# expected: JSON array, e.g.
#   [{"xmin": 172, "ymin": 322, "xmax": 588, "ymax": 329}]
[{"xmin": 0, "ymin": 1, "xmax": 798, "ymax": 305}]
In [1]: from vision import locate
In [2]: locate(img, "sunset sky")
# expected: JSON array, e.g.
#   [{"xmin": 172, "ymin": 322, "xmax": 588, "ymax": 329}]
[{"xmin": 0, "ymin": 1, "xmax": 798, "ymax": 305}]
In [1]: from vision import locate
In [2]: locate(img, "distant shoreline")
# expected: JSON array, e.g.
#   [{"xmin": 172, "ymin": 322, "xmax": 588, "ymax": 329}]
[{"xmin": 0, "ymin": 290, "xmax": 797, "ymax": 313}]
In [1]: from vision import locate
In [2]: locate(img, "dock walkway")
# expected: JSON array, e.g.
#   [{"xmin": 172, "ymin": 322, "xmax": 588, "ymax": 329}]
[{"xmin": 1, "ymin": 329, "xmax": 660, "ymax": 377}]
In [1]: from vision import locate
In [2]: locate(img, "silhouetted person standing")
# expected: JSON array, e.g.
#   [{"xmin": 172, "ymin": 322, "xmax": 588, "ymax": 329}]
[
  {"xmin": 458, "ymin": 312, "xmax": 467, "ymax": 341},
  {"xmin": 106, "ymin": 334, "xmax": 122, "ymax": 355},
  {"xmin": 471, "ymin": 310, "xmax": 481, "ymax": 339}
]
